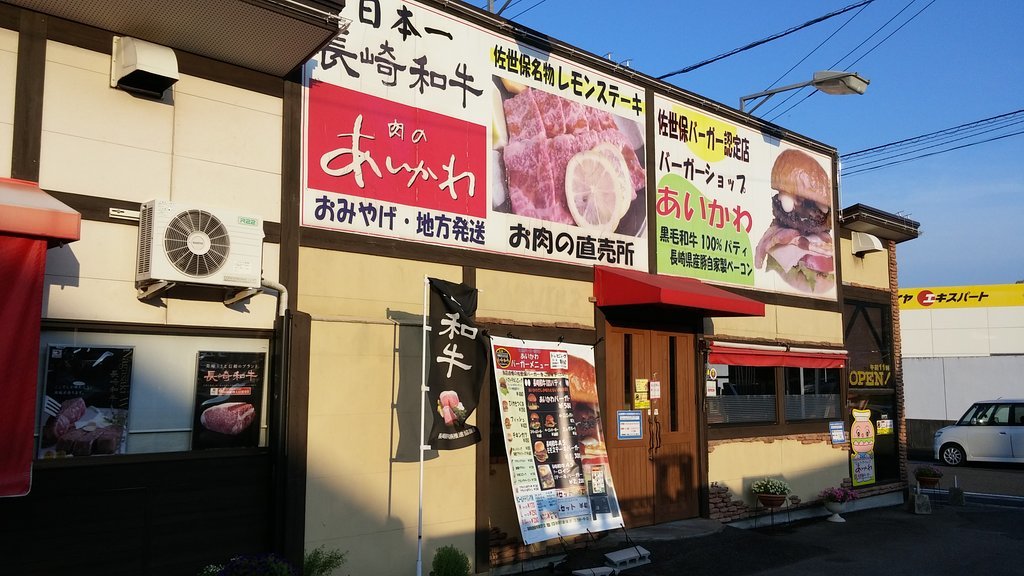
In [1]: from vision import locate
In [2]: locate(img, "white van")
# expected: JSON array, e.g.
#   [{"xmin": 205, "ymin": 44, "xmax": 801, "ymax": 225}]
[{"xmin": 933, "ymin": 400, "xmax": 1024, "ymax": 466}]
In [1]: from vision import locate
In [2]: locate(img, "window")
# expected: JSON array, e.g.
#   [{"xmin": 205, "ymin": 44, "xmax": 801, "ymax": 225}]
[
  {"xmin": 38, "ymin": 330, "xmax": 270, "ymax": 458},
  {"xmin": 784, "ymin": 367, "xmax": 840, "ymax": 421},
  {"xmin": 706, "ymin": 364, "xmax": 776, "ymax": 424}
]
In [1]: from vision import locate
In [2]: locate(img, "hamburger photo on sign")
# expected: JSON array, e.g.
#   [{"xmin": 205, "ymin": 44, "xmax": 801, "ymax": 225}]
[{"xmin": 754, "ymin": 149, "xmax": 835, "ymax": 295}]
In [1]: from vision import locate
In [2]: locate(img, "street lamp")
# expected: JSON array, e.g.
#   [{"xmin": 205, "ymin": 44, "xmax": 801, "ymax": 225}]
[{"xmin": 740, "ymin": 70, "xmax": 870, "ymax": 114}]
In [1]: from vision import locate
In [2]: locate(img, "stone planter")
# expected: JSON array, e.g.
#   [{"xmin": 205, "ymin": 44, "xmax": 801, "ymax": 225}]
[{"xmin": 823, "ymin": 500, "xmax": 846, "ymax": 523}]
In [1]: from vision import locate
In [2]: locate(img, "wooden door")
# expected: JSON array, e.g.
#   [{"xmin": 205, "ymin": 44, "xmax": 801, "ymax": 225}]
[{"xmin": 605, "ymin": 327, "xmax": 699, "ymax": 527}]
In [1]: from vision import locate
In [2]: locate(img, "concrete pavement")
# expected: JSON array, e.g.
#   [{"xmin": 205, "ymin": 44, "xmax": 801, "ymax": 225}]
[{"xmin": 511, "ymin": 496, "xmax": 1024, "ymax": 576}]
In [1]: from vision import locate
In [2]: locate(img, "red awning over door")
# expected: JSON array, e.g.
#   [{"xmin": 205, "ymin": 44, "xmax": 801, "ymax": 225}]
[
  {"xmin": 707, "ymin": 342, "xmax": 847, "ymax": 369},
  {"xmin": 593, "ymin": 266, "xmax": 765, "ymax": 317}
]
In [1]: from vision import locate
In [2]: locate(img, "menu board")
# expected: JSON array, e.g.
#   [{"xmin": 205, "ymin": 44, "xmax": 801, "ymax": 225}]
[
  {"xmin": 38, "ymin": 346, "xmax": 133, "ymax": 458},
  {"xmin": 491, "ymin": 337, "xmax": 621, "ymax": 544}
]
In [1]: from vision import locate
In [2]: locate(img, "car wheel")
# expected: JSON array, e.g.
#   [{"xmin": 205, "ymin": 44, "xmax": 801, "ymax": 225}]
[{"xmin": 941, "ymin": 443, "xmax": 965, "ymax": 466}]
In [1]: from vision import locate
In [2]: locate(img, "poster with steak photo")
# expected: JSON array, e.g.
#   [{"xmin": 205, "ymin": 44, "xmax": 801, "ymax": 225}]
[
  {"xmin": 38, "ymin": 346, "xmax": 133, "ymax": 459},
  {"xmin": 191, "ymin": 351, "xmax": 266, "ymax": 450},
  {"xmin": 490, "ymin": 337, "xmax": 621, "ymax": 545},
  {"xmin": 491, "ymin": 77, "xmax": 647, "ymax": 238},
  {"xmin": 303, "ymin": 0, "xmax": 648, "ymax": 271}
]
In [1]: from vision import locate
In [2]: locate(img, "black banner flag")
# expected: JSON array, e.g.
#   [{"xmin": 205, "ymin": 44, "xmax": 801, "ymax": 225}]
[{"xmin": 426, "ymin": 278, "xmax": 486, "ymax": 450}]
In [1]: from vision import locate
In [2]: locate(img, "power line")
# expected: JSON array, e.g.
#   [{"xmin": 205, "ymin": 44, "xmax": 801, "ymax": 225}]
[
  {"xmin": 760, "ymin": 0, "xmax": 919, "ymax": 118},
  {"xmin": 505, "ymin": 0, "xmax": 548, "ymax": 19},
  {"xmin": 843, "ymin": 129, "xmax": 1024, "ymax": 176},
  {"xmin": 760, "ymin": 1, "xmax": 872, "ymax": 93},
  {"xmin": 766, "ymin": 0, "xmax": 937, "ymax": 121},
  {"xmin": 842, "ymin": 109, "xmax": 1024, "ymax": 158},
  {"xmin": 656, "ymin": 0, "xmax": 875, "ymax": 80}
]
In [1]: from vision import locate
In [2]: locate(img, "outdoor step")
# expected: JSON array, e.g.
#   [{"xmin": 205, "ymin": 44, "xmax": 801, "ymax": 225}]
[
  {"xmin": 572, "ymin": 567, "xmax": 617, "ymax": 576},
  {"xmin": 604, "ymin": 546, "xmax": 652, "ymax": 570}
]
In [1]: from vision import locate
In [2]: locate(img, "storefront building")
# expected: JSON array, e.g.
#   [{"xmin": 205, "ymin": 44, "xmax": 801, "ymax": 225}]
[{"xmin": 0, "ymin": 2, "xmax": 919, "ymax": 575}]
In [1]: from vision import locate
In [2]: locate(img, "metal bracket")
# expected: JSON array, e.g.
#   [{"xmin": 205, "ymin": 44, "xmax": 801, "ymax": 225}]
[{"xmin": 137, "ymin": 280, "xmax": 175, "ymax": 301}]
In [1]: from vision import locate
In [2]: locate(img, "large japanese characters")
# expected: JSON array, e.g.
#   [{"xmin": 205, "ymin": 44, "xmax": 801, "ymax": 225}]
[
  {"xmin": 302, "ymin": 0, "xmax": 648, "ymax": 271},
  {"xmin": 653, "ymin": 96, "xmax": 837, "ymax": 300},
  {"xmin": 425, "ymin": 278, "xmax": 487, "ymax": 450}
]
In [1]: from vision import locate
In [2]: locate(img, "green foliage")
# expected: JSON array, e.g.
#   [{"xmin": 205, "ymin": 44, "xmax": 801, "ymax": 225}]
[
  {"xmin": 750, "ymin": 477, "xmax": 791, "ymax": 495},
  {"xmin": 304, "ymin": 546, "xmax": 348, "ymax": 576},
  {"xmin": 217, "ymin": 554, "xmax": 296, "ymax": 576},
  {"xmin": 431, "ymin": 545, "xmax": 471, "ymax": 576},
  {"xmin": 199, "ymin": 565, "xmax": 224, "ymax": 576},
  {"xmin": 914, "ymin": 465, "xmax": 943, "ymax": 478}
]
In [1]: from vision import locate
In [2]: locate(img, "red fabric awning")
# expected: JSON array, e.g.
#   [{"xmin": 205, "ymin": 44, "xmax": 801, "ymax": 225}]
[
  {"xmin": 708, "ymin": 343, "xmax": 847, "ymax": 369},
  {"xmin": 593, "ymin": 266, "xmax": 765, "ymax": 317},
  {"xmin": 0, "ymin": 178, "xmax": 80, "ymax": 244}
]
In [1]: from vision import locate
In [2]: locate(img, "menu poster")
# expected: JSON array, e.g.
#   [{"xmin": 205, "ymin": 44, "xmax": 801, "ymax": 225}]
[
  {"xmin": 491, "ymin": 336, "xmax": 621, "ymax": 545},
  {"xmin": 38, "ymin": 346, "xmax": 133, "ymax": 458},
  {"xmin": 192, "ymin": 351, "xmax": 266, "ymax": 450}
]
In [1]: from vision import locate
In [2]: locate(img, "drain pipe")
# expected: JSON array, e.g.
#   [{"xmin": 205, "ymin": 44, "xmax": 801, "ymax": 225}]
[
  {"xmin": 262, "ymin": 278, "xmax": 292, "ymax": 558},
  {"xmin": 261, "ymin": 278, "xmax": 289, "ymax": 317}
]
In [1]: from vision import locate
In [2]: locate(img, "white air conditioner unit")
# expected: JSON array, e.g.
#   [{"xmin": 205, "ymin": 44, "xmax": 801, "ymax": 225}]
[{"xmin": 136, "ymin": 200, "xmax": 264, "ymax": 291}]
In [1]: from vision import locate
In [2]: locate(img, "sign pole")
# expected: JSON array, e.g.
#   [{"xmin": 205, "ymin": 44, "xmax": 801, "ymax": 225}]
[{"xmin": 416, "ymin": 276, "xmax": 430, "ymax": 576}]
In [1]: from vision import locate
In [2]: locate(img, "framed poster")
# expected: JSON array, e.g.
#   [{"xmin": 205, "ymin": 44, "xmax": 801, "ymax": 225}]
[
  {"xmin": 38, "ymin": 346, "xmax": 133, "ymax": 458},
  {"xmin": 192, "ymin": 351, "xmax": 266, "ymax": 450}
]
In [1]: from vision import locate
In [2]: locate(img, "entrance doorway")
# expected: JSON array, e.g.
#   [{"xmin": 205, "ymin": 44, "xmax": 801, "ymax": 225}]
[{"xmin": 605, "ymin": 327, "xmax": 699, "ymax": 526}]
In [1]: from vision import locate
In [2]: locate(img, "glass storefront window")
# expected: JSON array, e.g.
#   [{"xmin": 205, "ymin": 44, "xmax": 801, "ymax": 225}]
[
  {"xmin": 784, "ymin": 367, "xmax": 841, "ymax": 421},
  {"xmin": 706, "ymin": 364, "xmax": 776, "ymax": 424}
]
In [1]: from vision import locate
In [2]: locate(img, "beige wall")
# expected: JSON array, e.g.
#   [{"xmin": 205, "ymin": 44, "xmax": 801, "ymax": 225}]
[
  {"xmin": 300, "ymin": 248, "xmax": 476, "ymax": 575},
  {"xmin": 36, "ymin": 42, "xmax": 283, "ymax": 329},
  {"xmin": 0, "ymin": 27, "xmax": 16, "ymax": 178},
  {"xmin": 39, "ymin": 41, "xmax": 282, "ymax": 223},
  {"xmin": 476, "ymin": 269, "xmax": 593, "ymax": 327},
  {"xmin": 43, "ymin": 219, "xmax": 281, "ymax": 328},
  {"xmin": 707, "ymin": 304, "xmax": 843, "ymax": 346},
  {"xmin": 708, "ymin": 439, "xmax": 848, "ymax": 506},
  {"xmin": 839, "ymin": 236, "xmax": 890, "ymax": 290}
]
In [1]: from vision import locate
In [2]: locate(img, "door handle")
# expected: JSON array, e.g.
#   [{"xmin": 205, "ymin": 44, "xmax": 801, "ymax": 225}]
[
  {"xmin": 655, "ymin": 419, "xmax": 662, "ymax": 451},
  {"xmin": 648, "ymin": 413, "xmax": 655, "ymax": 461}
]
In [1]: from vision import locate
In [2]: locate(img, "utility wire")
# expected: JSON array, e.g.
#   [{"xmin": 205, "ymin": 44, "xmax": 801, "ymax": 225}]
[
  {"xmin": 842, "ymin": 109, "xmax": 1024, "ymax": 158},
  {"xmin": 767, "ymin": 0, "xmax": 937, "ymax": 121},
  {"xmin": 656, "ymin": 0, "xmax": 875, "ymax": 80},
  {"xmin": 843, "ymin": 129, "xmax": 1024, "ymax": 176},
  {"xmin": 843, "ymin": 118, "xmax": 1024, "ymax": 170},
  {"xmin": 760, "ymin": 0, "xmax": 920, "ymax": 118},
  {"xmin": 508, "ymin": 0, "xmax": 551, "ymax": 20}
]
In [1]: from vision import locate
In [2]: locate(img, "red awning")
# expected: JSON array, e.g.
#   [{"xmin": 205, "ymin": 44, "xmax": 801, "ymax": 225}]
[
  {"xmin": 708, "ymin": 342, "xmax": 847, "ymax": 369},
  {"xmin": 0, "ymin": 178, "xmax": 80, "ymax": 244},
  {"xmin": 593, "ymin": 266, "xmax": 765, "ymax": 317}
]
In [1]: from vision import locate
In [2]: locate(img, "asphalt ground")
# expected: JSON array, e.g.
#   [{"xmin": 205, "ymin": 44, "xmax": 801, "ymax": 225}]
[{"xmin": 519, "ymin": 501, "xmax": 1024, "ymax": 576}]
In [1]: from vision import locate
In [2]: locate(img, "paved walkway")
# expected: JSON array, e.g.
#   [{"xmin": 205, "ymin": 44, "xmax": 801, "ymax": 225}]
[{"xmin": 510, "ymin": 496, "xmax": 1024, "ymax": 576}]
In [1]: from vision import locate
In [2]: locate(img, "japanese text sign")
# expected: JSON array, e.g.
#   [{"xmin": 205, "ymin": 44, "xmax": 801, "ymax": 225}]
[
  {"xmin": 192, "ymin": 351, "xmax": 266, "ymax": 450},
  {"xmin": 653, "ymin": 95, "xmax": 837, "ymax": 300},
  {"xmin": 302, "ymin": 0, "xmax": 648, "ymax": 271}
]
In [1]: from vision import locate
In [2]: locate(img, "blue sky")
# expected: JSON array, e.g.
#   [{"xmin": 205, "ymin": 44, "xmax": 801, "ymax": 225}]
[{"xmin": 500, "ymin": 0, "xmax": 1024, "ymax": 287}]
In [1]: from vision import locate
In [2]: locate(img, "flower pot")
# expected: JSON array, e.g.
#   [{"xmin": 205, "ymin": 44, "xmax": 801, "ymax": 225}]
[
  {"xmin": 756, "ymin": 493, "xmax": 787, "ymax": 509},
  {"xmin": 917, "ymin": 476, "xmax": 940, "ymax": 489},
  {"xmin": 823, "ymin": 500, "xmax": 846, "ymax": 523}
]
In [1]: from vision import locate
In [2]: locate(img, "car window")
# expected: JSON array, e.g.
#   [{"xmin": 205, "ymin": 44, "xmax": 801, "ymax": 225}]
[
  {"xmin": 991, "ymin": 404, "xmax": 1011, "ymax": 425},
  {"xmin": 1014, "ymin": 404, "xmax": 1024, "ymax": 425}
]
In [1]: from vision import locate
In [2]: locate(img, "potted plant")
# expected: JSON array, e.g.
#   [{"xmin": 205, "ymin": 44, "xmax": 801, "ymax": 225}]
[
  {"xmin": 819, "ymin": 486, "xmax": 858, "ymax": 522},
  {"xmin": 431, "ymin": 545, "xmax": 471, "ymax": 576},
  {"xmin": 751, "ymin": 477, "xmax": 790, "ymax": 509},
  {"xmin": 914, "ymin": 465, "xmax": 943, "ymax": 488}
]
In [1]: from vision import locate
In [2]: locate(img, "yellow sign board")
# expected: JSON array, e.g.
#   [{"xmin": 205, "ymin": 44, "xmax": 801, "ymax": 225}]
[{"xmin": 899, "ymin": 284, "xmax": 1024, "ymax": 310}]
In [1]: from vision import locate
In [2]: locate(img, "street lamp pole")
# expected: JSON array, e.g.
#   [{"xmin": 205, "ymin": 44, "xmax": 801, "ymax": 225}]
[{"xmin": 740, "ymin": 70, "xmax": 870, "ymax": 114}]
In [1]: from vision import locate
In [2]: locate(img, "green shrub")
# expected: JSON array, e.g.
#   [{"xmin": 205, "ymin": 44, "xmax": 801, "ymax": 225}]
[
  {"xmin": 431, "ymin": 545, "xmax": 470, "ymax": 576},
  {"xmin": 304, "ymin": 546, "xmax": 347, "ymax": 576}
]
